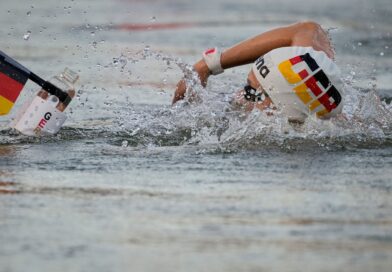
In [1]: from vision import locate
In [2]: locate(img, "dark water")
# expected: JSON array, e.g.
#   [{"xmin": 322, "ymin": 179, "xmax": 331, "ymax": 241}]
[{"xmin": 1, "ymin": 0, "xmax": 392, "ymax": 271}]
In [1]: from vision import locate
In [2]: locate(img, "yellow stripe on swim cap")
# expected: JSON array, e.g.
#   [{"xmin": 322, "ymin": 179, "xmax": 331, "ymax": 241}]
[
  {"xmin": 308, "ymin": 99, "xmax": 321, "ymax": 111},
  {"xmin": 316, "ymin": 108, "xmax": 329, "ymax": 118},
  {"xmin": 293, "ymin": 83, "xmax": 312, "ymax": 104},
  {"xmin": 278, "ymin": 60, "xmax": 303, "ymax": 85}
]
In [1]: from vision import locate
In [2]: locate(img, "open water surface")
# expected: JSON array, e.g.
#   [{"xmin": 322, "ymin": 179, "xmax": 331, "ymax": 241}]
[{"xmin": 0, "ymin": 0, "xmax": 392, "ymax": 271}]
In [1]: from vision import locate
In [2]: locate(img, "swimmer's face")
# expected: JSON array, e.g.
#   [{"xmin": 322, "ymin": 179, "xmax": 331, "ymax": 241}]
[
  {"xmin": 231, "ymin": 69, "xmax": 263, "ymax": 110},
  {"xmin": 231, "ymin": 68, "xmax": 273, "ymax": 111}
]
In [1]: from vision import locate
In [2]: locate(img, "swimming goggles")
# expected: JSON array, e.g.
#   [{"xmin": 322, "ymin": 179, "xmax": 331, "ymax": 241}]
[{"xmin": 243, "ymin": 84, "xmax": 264, "ymax": 102}]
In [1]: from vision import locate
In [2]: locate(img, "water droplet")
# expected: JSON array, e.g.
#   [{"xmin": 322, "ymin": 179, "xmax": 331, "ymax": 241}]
[
  {"xmin": 121, "ymin": 140, "xmax": 128, "ymax": 147},
  {"xmin": 144, "ymin": 45, "xmax": 150, "ymax": 51},
  {"xmin": 379, "ymin": 52, "xmax": 384, "ymax": 56},
  {"xmin": 119, "ymin": 59, "xmax": 127, "ymax": 69},
  {"xmin": 150, "ymin": 16, "xmax": 156, "ymax": 22},
  {"xmin": 26, "ymin": 11, "xmax": 31, "ymax": 16},
  {"xmin": 23, "ymin": 31, "xmax": 31, "ymax": 41}
]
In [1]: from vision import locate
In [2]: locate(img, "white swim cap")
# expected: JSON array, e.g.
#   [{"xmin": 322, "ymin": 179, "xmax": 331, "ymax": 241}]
[{"xmin": 252, "ymin": 46, "xmax": 344, "ymax": 121}]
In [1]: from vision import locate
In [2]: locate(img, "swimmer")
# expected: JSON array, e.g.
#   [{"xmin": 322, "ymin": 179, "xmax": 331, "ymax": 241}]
[{"xmin": 173, "ymin": 21, "xmax": 344, "ymax": 123}]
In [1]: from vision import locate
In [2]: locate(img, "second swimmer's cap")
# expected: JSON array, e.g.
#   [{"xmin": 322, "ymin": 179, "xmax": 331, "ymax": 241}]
[{"xmin": 252, "ymin": 46, "xmax": 344, "ymax": 121}]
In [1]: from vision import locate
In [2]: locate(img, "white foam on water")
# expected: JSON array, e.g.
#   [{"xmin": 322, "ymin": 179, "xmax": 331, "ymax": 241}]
[{"xmin": 109, "ymin": 49, "xmax": 392, "ymax": 150}]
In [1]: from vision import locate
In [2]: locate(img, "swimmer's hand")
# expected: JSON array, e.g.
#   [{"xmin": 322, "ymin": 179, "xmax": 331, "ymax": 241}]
[{"xmin": 172, "ymin": 59, "xmax": 210, "ymax": 104}]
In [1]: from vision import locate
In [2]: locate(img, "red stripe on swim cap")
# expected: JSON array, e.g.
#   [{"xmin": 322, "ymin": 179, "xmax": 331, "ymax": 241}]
[
  {"xmin": 318, "ymin": 93, "xmax": 337, "ymax": 112},
  {"xmin": 290, "ymin": 56, "xmax": 303, "ymax": 65},
  {"xmin": 305, "ymin": 76, "xmax": 323, "ymax": 97},
  {"xmin": 298, "ymin": 69, "xmax": 309, "ymax": 80}
]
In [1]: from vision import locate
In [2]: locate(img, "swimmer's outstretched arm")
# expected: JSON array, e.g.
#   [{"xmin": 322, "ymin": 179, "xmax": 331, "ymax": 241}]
[{"xmin": 173, "ymin": 21, "xmax": 331, "ymax": 104}]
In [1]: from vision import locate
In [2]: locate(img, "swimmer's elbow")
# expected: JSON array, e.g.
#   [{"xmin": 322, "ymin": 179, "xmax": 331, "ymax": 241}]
[{"xmin": 289, "ymin": 20, "xmax": 325, "ymax": 47}]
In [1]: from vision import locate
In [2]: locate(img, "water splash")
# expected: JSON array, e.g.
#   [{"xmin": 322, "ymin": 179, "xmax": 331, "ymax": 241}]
[
  {"xmin": 23, "ymin": 31, "xmax": 31, "ymax": 41},
  {"xmin": 1, "ymin": 49, "xmax": 391, "ymax": 151},
  {"xmin": 111, "ymin": 48, "xmax": 392, "ymax": 150}
]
